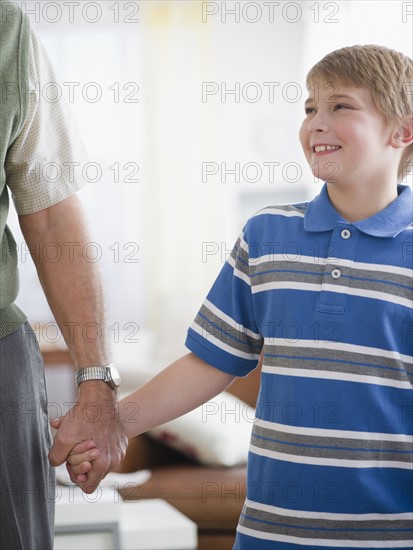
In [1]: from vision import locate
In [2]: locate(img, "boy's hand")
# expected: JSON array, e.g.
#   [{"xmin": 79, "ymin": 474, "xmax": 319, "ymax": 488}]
[
  {"xmin": 67, "ymin": 440, "xmax": 101, "ymax": 480},
  {"xmin": 50, "ymin": 418, "xmax": 101, "ymax": 483}
]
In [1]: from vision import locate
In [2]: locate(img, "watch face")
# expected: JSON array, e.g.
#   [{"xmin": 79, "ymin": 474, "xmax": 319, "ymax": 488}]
[{"xmin": 109, "ymin": 365, "xmax": 121, "ymax": 386}]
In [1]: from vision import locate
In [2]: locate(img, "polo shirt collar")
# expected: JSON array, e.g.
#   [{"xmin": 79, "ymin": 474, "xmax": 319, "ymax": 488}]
[{"xmin": 304, "ymin": 183, "xmax": 413, "ymax": 238}]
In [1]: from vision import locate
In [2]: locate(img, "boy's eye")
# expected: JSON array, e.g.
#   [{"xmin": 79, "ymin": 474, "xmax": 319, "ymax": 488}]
[
  {"xmin": 305, "ymin": 107, "xmax": 316, "ymax": 114},
  {"xmin": 334, "ymin": 104, "xmax": 350, "ymax": 110}
]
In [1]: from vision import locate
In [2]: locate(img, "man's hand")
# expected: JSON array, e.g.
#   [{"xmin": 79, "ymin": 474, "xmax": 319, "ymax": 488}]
[{"xmin": 49, "ymin": 381, "xmax": 128, "ymax": 493}]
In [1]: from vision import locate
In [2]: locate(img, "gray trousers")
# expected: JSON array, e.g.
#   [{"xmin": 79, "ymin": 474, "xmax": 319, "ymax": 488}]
[{"xmin": 0, "ymin": 321, "xmax": 55, "ymax": 549}]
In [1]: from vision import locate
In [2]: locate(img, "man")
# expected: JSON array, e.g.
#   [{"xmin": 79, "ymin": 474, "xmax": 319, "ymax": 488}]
[{"xmin": 0, "ymin": 2, "xmax": 127, "ymax": 548}]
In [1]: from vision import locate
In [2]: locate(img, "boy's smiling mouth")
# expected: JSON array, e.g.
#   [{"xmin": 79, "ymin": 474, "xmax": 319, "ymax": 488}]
[{"xmin": 313, "ymin": 144, "xmax": 342, "ymax": 154}]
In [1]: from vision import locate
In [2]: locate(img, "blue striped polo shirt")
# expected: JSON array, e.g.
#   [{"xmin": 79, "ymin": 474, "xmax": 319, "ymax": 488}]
[{"xmin": 185, "ymin": 183, "xmax": 413, "ymax": 549}]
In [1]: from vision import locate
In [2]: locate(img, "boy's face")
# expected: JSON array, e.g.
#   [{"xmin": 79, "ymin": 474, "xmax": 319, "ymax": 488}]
[{"xmin": 299, "ymin": 81, "xmax": 397, "ymax": 187}]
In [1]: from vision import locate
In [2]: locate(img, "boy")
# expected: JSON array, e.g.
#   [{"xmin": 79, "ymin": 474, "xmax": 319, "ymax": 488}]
[{"xmin": 60, "ymin": 45, "xmax": 413, "ymax": 548}]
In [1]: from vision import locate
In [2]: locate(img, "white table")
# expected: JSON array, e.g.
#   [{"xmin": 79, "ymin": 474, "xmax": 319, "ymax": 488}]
[{"xmin": 54, "ymin": 486, "xmax": 197, "ymax": 550}]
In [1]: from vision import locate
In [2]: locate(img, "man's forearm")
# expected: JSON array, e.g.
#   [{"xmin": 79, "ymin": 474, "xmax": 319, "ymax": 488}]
[
  {"xmin": 19, "ymin": 194, "xmax": 110, "ymax": 369},
  {"xmin": 21, "ymin": 194, "xmax": 128, "ymax": 490}
]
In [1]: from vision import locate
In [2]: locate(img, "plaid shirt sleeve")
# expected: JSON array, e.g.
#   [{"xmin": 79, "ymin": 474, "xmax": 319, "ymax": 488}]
[{"xmin": 5, "ymin": 27, "xmax": 89, "ymax": 215}]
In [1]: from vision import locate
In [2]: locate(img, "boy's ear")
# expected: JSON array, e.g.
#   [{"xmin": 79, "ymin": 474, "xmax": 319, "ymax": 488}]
[{"xmin": 390, "ymin": 115, "xmax": 413, "ymax": 148}]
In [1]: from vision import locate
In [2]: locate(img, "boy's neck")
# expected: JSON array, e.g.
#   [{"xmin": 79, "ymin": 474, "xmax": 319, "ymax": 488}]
[{"xmin": 326, "ymin": 181, "xmax": 399, "ymax": 223}]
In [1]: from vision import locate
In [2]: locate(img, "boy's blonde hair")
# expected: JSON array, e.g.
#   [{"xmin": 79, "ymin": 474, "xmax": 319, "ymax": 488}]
[{"xmin": 306, "ymin": 45, "xmax": 413, "ymax": 183}]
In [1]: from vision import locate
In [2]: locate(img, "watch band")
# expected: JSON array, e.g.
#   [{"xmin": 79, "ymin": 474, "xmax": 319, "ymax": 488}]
[
  {"xmin": 76, "ymin": 366, "xmax": 107, "ymax": 386},
  {"xmin": 75, "ymin": 363, "xmax": 120, "ymax": 389}
]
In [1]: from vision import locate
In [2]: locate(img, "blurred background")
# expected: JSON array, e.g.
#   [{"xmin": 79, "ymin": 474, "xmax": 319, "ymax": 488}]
[{"xmin": 8, "ymin": 0, "xmax": 413, "ymax": 387}]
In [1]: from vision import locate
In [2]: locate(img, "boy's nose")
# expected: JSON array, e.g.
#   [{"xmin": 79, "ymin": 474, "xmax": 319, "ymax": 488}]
[{"xmin": 308, "ymin": 112, "xmax": 329, "ymax": 133}]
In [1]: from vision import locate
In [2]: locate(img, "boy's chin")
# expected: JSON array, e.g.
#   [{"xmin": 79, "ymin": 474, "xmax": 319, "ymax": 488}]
[{"xmin": 311, "ymin": 167, "xmax": 340, "ymax": 185}]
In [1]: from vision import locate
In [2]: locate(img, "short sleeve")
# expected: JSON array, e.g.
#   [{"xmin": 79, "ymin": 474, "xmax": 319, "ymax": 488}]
[
  {"xmin": 185, "ymin": 225, "xmax": 263, "ymax": 377},
  {"xmin": 5, "ymin": 27, "xmax": 89, "ymax": 215}
]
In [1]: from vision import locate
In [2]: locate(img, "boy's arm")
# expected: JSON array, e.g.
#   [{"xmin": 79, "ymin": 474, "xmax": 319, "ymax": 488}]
[
  {"xmin": 65, "ymin": 352, "xmax": 236, "ymax": 475},
  {"xmin": 119, "ymin": 352, "xmax": 236, "ymax": 438}
]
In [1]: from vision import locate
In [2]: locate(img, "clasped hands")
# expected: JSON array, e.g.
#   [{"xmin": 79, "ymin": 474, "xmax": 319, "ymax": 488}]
[
  {"xmin": 48, "ymin": 382, "xmax": 128, "ymax": 493},
  {"xmin": 50, "ymin": 419, "xmax": 103, "ymax": 489}
]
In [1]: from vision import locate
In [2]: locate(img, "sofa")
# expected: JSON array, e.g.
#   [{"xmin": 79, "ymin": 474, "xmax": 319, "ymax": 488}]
[{"xmin": 116, "ymin": 360, "xmax": 262, "ymax": 550}]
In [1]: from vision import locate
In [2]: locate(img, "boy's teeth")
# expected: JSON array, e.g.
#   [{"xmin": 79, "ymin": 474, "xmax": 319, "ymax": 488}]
[{"xmin": 314, "ymin": 145, "xmax": 340, "ymax": 152}]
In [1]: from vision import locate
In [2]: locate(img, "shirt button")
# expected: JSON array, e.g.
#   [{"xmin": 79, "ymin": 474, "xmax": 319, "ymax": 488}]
[
  {"xmin": 332, "ymin": 268, "xmax": 341, "ymax": 279},
  {"xmin": 341, "ymin": 229, "xmax": 351, "ymax": 239}
]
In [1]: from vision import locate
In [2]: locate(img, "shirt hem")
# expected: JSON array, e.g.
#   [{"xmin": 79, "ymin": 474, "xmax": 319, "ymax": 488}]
[
  {"xmin": 0, "ymin": 304, "xmax": 27, "ymax": 338},
  {"xmin": 185, "ymin": 330, "xmax": 256, "ymax": 378}
]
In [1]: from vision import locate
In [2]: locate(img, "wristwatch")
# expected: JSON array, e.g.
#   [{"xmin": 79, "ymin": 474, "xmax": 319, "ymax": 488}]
[{"xmin": 75, "ymin": 363, "xmax": 121, "ymax": 390}]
